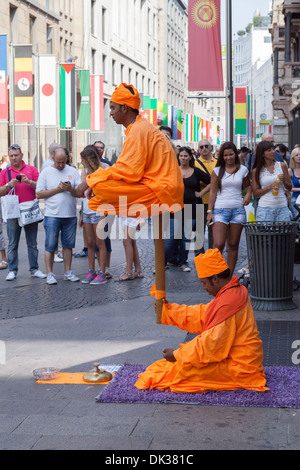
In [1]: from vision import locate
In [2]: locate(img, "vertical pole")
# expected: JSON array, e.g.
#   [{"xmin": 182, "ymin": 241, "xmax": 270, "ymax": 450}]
[
  {"xmin": 154, "ymin": 213, "xmax": 165, "ymax": 324},
  {"xmin": 226, "ymin": 0, "xmax": 233, "ymax": 142}
]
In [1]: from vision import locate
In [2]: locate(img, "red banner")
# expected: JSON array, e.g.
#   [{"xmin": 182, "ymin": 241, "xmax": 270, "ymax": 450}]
[{"xmin": 188, "ymin": 0, "xmax": 223, "ymax": 91}]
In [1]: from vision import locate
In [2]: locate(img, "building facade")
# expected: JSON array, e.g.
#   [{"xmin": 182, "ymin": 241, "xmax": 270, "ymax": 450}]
[
  {"xmin": 0, "ymin": 0, "xmax": 222, "ymax": 167},
  {"xmin": 233, "ymin": 18, "xmax": 273, "ymax": 147},
  {"xmin": 270, "ymin": 0, "xmax": 300, "ymax": 148}
]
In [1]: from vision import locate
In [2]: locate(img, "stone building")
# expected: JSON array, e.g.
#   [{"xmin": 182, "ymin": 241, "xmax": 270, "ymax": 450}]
[{"xmin": 270, "ymin": 0, "xmax": 300, "ymax": 148}]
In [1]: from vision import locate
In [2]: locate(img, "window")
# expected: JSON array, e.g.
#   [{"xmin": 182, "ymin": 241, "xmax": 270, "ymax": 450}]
[
  {"xmin": 91, "ymin": 49, "xmax": 96, "ymax": 74},
  {"xmin": 102, "ymin": 54, "xmax": 106, "ymax": 80},
  {"xmin": 91, "ymin": 0, "xmax": 96, "ymax": 36},
  {"xmin": 9, "ymin": 5, "xmax": 17, "ymax": 43},
  {"xmin": 102, "ymin": 7, "xmax": 106, "ymax": 41},
  {"xmin": 29, "ymin": 15, "xmax": 36, "ymax": 51},
  {"xmin": 47, "ymin": 25, "xmax": 54, "ymax": 54},
  {"xmin": 112, "ymin": 59, "xmax": 116, "ymax": 85}
]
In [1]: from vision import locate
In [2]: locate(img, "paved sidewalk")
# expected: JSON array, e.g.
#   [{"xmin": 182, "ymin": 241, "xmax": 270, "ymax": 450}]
[{"xmin": 0, "ymin": 222, "xmax": 300, "ymax": 450}]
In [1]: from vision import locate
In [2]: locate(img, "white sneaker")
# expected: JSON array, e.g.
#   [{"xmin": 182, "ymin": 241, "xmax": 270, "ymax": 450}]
[
  {"xmin": 46, "ymin": 273, "xmax": 57, "ymax": 285},
  {"xmin": 180, "ymin": 264, "xmax": 191, "ymax": 272},
  {"xmin": 54, "ymin": 253, "xmax": 64, "ymax": 263},
  {"xmin": 32, "ymin": 270, "xmax": 47, "ymax": 279},
  {"xmin": 64, "ymin": 270, "xmax": 80, "ymax": 282},
  {"xmin": 6, "ymin": 271, "xmax": 16, "ymax": 281}
]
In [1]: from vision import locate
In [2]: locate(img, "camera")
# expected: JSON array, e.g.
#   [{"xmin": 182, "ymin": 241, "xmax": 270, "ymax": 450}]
[{"xmin": 16, "ymin": 175, "xmax": 22, "ymax": 182}]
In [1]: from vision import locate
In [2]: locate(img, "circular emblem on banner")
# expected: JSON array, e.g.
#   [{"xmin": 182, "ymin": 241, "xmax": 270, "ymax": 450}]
[
  {"xmin": 192, "ymin": 0, "xmax": 218, "ymax": 29},
  {"xmin": 17, "ymin": 77, "xmax": 30, "ymax": 92},
  {"xmin": 42, "ymin": 83, "xmax": 54, "ymax": 97}
]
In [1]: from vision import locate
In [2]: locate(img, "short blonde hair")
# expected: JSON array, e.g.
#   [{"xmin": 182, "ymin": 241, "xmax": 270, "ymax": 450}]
[{"xmin": 289, "ymin": 148, "xmax": 300, "ymax": 169}]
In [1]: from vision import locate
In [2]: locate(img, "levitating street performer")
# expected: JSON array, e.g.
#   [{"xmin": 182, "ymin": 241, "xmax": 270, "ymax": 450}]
[
  {"xmin": 135, "ymin": 249, "xmax": 268, "ymax": 393},
  {"xmin": 86, "ymin": 83, "xmax": 184, "ymax": 217}
]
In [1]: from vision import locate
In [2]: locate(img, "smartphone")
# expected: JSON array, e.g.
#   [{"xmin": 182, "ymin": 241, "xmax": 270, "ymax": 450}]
[{"xmin": 16, "ymin": 175, "xmax": 22, "ymax": 182}]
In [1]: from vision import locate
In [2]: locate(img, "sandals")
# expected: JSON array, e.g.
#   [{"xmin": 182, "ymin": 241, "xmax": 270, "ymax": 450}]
[
  {"xmin": 114, "ymin": 272, "xmax": 133, "ymax": 282},
  {"xmin": 133, "ymin": 271, "xmax": 144, "ymax": 279},
  {"xmin": 0, "ymin": 261, "xmax": 8, "ymax": 270}
]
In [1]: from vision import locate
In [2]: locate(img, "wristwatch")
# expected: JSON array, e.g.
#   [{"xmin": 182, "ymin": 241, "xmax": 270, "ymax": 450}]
[
  {"xmin": 207, "ymin": 209, "xmax": 213, "ymax": 213},
  {"xmin": 5, "ymin": 183, "xmax": 9, "ymax": 191}
]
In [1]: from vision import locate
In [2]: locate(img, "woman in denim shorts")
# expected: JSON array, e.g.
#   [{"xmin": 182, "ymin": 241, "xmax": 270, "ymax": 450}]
[
  {"xmin": 77, "ymin": 145, "xmax": 111, "ymax": 285},
  {"xmin": 252, "ymin": 141, "xmax": 292, "ymax": 223},
  {"xmin": 207, "ymin": 142, "xmax": 252, "ymax": 274}
]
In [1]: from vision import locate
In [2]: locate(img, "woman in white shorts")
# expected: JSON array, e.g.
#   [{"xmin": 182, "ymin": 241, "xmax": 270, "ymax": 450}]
[
  {"xmin": 78, "ymin": 145, "xmax": 110, "ymax": 285},
  {"xmin": 207, "ymin": 142, "xmax": 252, "ymax": 274},
  {"xmin": 114, "ymin": 216, "xmax": 144, "ymax": 282}
]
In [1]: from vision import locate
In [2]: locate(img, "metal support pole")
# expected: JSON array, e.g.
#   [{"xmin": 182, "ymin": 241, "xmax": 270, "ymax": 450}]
[{"xmin": 226, "ymin": 0, "xmax": 233, "ymax": 142}]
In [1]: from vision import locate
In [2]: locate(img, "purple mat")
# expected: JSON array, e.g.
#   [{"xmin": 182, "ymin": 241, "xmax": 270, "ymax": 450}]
[{"xmin": 95, "ymin": 363, "xmax": 300, "ymax": 408}]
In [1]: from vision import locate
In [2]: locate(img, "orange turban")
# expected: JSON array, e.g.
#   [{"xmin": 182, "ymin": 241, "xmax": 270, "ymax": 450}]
[
  {"xmin": 110, "ymin": 83, "xmax": 140, "ymax": 110},
  {"xmin": 194, "ymin": 249, "xmax": 229, "ymax": 279}
]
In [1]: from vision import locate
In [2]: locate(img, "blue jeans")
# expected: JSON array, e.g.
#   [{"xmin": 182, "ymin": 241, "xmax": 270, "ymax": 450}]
[
  {"xmin": 6, "ymin": 218, "xmax": 39, "ymax": 273},
  {"xmin": 164, "ymin": 216, "xmax": 195, "ymax": 267},
  {"xmin": 44, "ymin": 216, "xmax": 77, "ymax": 252}
]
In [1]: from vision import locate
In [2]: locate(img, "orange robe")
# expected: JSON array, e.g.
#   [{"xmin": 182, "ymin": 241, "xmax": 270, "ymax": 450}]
[
  {"xmin": 135, "ymin": 277, "xmax": 268, "ymax": 393},
  {"xmin": 87, "ymin": 115, "xmax": 184, "ymax": 217}
]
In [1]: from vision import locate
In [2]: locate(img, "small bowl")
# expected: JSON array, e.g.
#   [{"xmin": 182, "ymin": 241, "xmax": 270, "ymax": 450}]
[{"xmin": 33, "ymin": 367, "xmax": 60, "ymax": 381}]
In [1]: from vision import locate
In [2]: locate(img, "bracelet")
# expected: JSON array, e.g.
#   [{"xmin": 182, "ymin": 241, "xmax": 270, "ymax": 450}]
[{"xmin": 207, "ymin": 209, "xmax": 213, "ymax": 213}]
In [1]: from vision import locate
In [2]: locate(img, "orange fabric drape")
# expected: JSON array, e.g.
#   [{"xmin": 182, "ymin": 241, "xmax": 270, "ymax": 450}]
[
  {"xmin": 135, "ymin": 284, "xmax": 268, "ymax": 393},
  {"xmin": 87, "ymin": 116, "xmax": 184, "ymax": 217}
]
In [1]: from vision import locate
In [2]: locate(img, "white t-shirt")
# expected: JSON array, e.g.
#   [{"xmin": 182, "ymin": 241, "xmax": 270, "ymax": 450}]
[
  {"xmin": 258, "ymin": 161, "xmax": 287, "ymax": 208},
  {"xmin": 36, "ymin": 165, "xmax": 81, "ymax": 217},
  {"xmin": 213, "ymin": 165, "xmax": 249, "ymax": 209}
]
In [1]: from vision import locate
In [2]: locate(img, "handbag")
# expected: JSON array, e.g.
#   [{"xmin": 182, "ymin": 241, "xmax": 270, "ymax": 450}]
[
  {"xmin": 1, "ymin": 188, "xmax": 20, "ymax": 222},
  {"xmin": 18, "ymin": 198, "xmax": 44, "ymax": 227}
]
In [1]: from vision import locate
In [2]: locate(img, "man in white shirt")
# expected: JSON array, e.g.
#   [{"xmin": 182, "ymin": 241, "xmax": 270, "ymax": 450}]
[{"xmin": 36, "ymin": 148, "xmax": 82, "ymax": 285}]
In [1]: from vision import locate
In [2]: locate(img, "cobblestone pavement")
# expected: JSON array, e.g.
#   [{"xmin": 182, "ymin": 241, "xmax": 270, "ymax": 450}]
[{"xmin": 0, "ymin": 223, "xmax": 249, "ymax": 320}]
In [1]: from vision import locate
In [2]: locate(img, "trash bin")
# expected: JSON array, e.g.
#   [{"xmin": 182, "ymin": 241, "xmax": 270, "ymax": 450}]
[{"xmin": 243, "ymin": 222, "xmax": 298, "ymax": 311}]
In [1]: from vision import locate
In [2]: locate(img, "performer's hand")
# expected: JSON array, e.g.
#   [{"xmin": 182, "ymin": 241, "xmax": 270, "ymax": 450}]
[
  {"xmin": 163, "ymin": 348, "xmax": 176, "ymax": 363},
  {"xmin": 154, "ymin": 299, "xmax": 167, "ymax": 313}
]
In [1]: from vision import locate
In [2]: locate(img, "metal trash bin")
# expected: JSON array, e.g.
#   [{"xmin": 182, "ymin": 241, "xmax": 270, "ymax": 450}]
[{"xmin": 243, "ymin": 222, "xmax": 298, "ymax": 311}]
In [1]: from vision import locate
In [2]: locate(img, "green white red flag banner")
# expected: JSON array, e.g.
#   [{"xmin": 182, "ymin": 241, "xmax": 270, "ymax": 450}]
[
  {"xmin": 77, "ymin": 70, "xmax": 90, "ymax": 130},
  {"xmin": 60, "ymin": 63, "xmax": 75, "ymax": 128}
]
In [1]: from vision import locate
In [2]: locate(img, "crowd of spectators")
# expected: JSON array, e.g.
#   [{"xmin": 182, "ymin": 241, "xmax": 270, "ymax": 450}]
[{"xmin": 0, "ymin": 129, "xmax": 298, "ymax": 282}]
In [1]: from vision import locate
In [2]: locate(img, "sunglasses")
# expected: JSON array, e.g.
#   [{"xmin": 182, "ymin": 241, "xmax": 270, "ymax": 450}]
[
  {"xmin": 8, "ymin": 144, "xmax": 21, "ymax": 151},
  {"xmin": 199, "ymin": 145, "xmax": 210, "ymax": 149}
]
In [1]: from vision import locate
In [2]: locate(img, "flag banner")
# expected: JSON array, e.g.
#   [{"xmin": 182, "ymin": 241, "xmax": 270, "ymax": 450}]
[
  {"xmin": 14, "ymin": 45, "xmax": 33, "ymax": 123},
  {"xmin": 0, "ymin": 35, "xmax": 8, "ymax": 120},
  {"xmin": 150, "ymin": 98, "xmax": 157, "ymax": 126},
  {"xmin": 235, "ymin": 87, "xmax": 247, "ymax": 135},
  {"xmin": 141, "ymin": 95, "xmax": 151, "ymax": 122},
  {"xmin": 163, "ymin": 103, "xmax": 168, "ymax": 126},
  {"xmin": 39, "ymin": 55, "xmax": 57, "ymax": 126},
  {"xmin": 90, "ymin": 75, "xmax": 104, "ymax": 131},
  {"xmin": 157, "ymin": 101, "xmax": 164, "ymax": 127},
  {"xmin": 77, "ymin": 70, "xmax": 90, "ymax": 130},
  {"xmin": 172, "ymin": 107, "xmax": 178, "ymax": 140},
  {"xmin": 168, "ymin": 105, "xmax": 173, "ymax": 130},
  {"xmin": 60, "ymin": 63, "xmax": 76, "ymax": 128},
  {"xmin": 188, "ymin": 0, "xmax": 223, "ymax": 91},
  {"xmin": 177, "ymin": 109, "xmax": 182, "ymax": 140}
]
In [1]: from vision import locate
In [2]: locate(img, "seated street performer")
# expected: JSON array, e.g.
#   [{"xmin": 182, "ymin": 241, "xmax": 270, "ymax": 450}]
[
  {"xmin": 86, "ymin": 83, "xmax": 184, "ymax": 217},
  {"xmin": 135, "ymin": 249, "xmax": 268, "ymax": 393}
]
